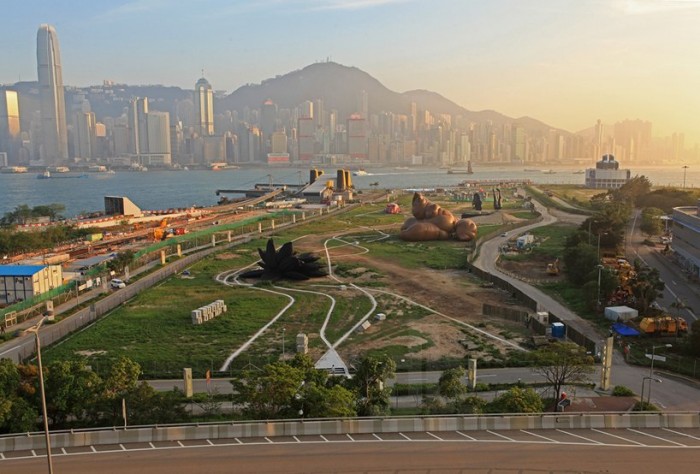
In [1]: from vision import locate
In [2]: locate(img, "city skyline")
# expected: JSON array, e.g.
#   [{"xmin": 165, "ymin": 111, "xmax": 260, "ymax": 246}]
[{"xmin": 1, "ymin": 1, "xmax": 699, "ymax": 145}]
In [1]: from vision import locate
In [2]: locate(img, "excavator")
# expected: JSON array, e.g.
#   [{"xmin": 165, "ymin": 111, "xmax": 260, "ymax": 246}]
[
  {"xmin": 152, "ymin": 218, "xmax": 169, "ymax": 241},
  {"xmin": 546, "ymin": 258, "xmax": 559, "ymax": 276}
]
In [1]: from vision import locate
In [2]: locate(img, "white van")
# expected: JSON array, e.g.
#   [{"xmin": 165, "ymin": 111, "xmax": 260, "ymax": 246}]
[{"xmin": 110, "ymin": 278, "xmax": 126, "ymax": 289}]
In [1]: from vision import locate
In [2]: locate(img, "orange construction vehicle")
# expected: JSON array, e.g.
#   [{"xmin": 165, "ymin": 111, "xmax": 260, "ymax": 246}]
[
  {"xmin": 546, "ymin": 258, "xmax": 559, "ymax": 276},
  {"xmin": 639, "ymin": 316, "xmax": 688, "ymax": 336}
]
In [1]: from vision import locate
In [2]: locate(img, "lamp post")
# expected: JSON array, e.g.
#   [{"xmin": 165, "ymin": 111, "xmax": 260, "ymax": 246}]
[
  {"xmin": 597, "ymin": 264, "xmax": 604, "ymax": 309},
  {"xmin": 647, "ymin": 344, "xmax": 672, "ymax": 405},
  {"xmin": 282, "ymin": 327, "xmax": 286, "ymax": 358},
  {"xmin": 682, "ymin": 165, "xmax": 689, "ymax": 189},
  {"xmin": 26, "ymin": 318, "xmax": 53, "ymax": 474},
  {"xmin": 641, "ymin": 377, "xmax": 662, "ymax": 409}
]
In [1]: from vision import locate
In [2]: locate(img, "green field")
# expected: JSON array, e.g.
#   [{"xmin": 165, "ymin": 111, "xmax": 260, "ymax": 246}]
[{"xmin": 43, "ymin": 190, "xmax": 532, "ymax": 376}]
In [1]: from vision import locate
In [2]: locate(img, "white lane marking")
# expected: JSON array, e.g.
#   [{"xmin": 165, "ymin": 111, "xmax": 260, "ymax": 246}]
[
  {"xmin": 61, "ymin": 448, "xmax": 67, "ymax": 455},
  {"xmin": 627, "ymin": 429, "xmax": 685, "ymax": 446},
  {"xmin": 521, "ymin": 430, "xmax": 558, "ymax": 443},
  {"xmin": 148, "ymin": 442, "xmax": 155, "ymax": 449},
  {"xmin": 399, "ymin": 432, "xmax": 411, "ymax": 441},
  {"xmin": 91, "ymin": 446, "xmax": 98, "ymax": 452},
  {"xmin": 0, "ymin": 452, "xmax": 4, "ymax": 459},
  {"xmin": 206, "ymin": 439, "xmax": 214, "ymax": 446},
  {"xmin": 556, "ymin": 429, "xmax": 603, "ymax": 444},
  {"xmin": 234, "ymin": 438, "xmax": 242, "ymax": 444},
  {"xmin": 663, "ymin": 428, "xmax": 700, "ymax": 441},
  {"xmin": 293, "ymin": 436, "xmax": 301, "ymax": 443},
  {"xmin": 31, "ymin": 450, "xmax": 36, "ymax": 457},
  {"xmin": 320, "ymin": 435, "xmax": 329, "ymax": 442},
  {"xmin": 426, "ymin": 432, "xmax": 443, "ymax": 441},
  {"xmin": 487, "ymin": 430, "xmax": 515, "ymax": 441},
  {"xmin": 177, "ymin": 441, "xmax": 184, "ymax": 447},
  {"xmin": 672, "ymin": 281, "xmax": 677, "ymax": 285},
  {"xmin": 591, "ymin": 429, "xmax": 646, "ymax": 446},
  {"xmin": 456, "ymin": 430, "xmax": 476, "ymax": 441},
  {"xmin": 346, "ymin": 434, "xmax": 354, "ymax": 441},
  {"xmin": 264, "ymin": 437, "xmax": 273, "ymax": 443},
  {"xmin": 120, "ymin": 444, "xmax": 126, "ymax": 451},
  {"xmin": 372, "ymin": 433, "xmax": 382, "ymax": 441}
]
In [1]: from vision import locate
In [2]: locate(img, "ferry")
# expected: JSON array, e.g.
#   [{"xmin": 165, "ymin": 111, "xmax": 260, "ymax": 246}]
[
  {"xmin": 0, "ymin": 166, "xmax": 28, "ymax": 174},
  {"xmin": 353, "ymin": 169, "xmax": 369, "ymax": 176},
  {"xmin": 47, "ymin": 166, "xmax": 70, "ymax": 173}
]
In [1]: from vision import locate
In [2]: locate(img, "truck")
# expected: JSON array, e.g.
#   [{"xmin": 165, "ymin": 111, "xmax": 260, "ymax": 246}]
[{"xmin": 639, "ymin": 316, "xmax": 688, "ymax": 336}]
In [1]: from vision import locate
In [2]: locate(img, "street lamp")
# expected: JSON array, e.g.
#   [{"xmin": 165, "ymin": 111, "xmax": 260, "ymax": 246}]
[
  {"xmin": 596, "ymin": 264, "xmax": 604, "ymax": 309},
  {"xmin": 26, "ymin": 317, "xmax": 53, "ymax": 474},
  {"xmin": 682, "ymin": 165, "xmax": 689, "ymax": 189},
  {"xmin": 647, "ymin": 343, "xmax": 672, "ymax": 405},
  {"xmin": 640, "ymin": 376, "xmax": 661, "ymax": 409}
]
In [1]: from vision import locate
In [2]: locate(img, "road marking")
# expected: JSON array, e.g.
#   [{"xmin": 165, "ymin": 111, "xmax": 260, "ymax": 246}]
[
  {"xmin": 120, "ymin": 444, "xmax": 127, "ymax": 450},
  {"xmin": 556, "ymin": 429, "xmax": 602, "ymax": 444},
  {"xmin": 663, "ymin": 428, "xmax": 700, "ymax": 441},
  {"xmin": 177, "ymin": 441, "xmax": 184, "ymax": 447},
  {"xmin": 591, "ymin": 429, "xmax": 645, "ymax": 446},
  {"xmin": 426, "ymin": 432, "xmax": 443, "ymax": 441},
  {"xmin": 346, "ymin": 434, "xmax": 354, "ymax": 441},
  {"xmin": 627, "ymin": 428, "xmax": 685, "ymax": 446},
  {"xmin": 234, "ymin": 438, "xmax": 242, "ymax": 444},
  {"xmin": 456, "ymin": 430, "xmax": 476, "ymax": 441},
  {"xmin": 672, "ymin": 280, "xmax": 677, "ymax": 285},
  {"xmin": 521, "ymin": 430, "xmax": 558, "ymax": 443},
  {"xmin": 0, "ymin": 452, "xmax": 4, "ymax": 459},
  {"xmin": 264, "ymin": 437, "xmax": 273, "ymax": 443},
  {"xmin": 399, "ymin": 432, "xmax": 411, "ymax": 441},
  {"xmin": 320, "ymin": 435, "xmax": 329, "ymax": 442},
  {"xmin": 206, "ymin": 439, "xmax": 214, "ymax": 446},
  {"xmin": 373, "ymin": 433, "xmax": 383, "ymax": 441},
  {"xmin": 487, "ymin": 430, "xmax": 515, "ymax": 441},
  {"xmin": 148, "ymin": 442, "xmax": 155, "ymax": 449},
  {"xmin": 61, "ymin": 448, "xmax": 67, "ymax": 455},
  {"xmin": 31, "ymin": 449, "xmax": 36, "ymax": 457},
  {"xmin": 293, "ymin": 436, "xmax": 301, "ymax": 443},
  {"xmin": 91, "ymin": 446, "xmax": 98, "ymax": 452}
]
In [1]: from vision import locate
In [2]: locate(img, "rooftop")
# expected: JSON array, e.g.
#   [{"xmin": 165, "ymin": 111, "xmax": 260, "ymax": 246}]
[{"xmin": 0, "ymin": 265, "xmax": 47, "ymax": 277}]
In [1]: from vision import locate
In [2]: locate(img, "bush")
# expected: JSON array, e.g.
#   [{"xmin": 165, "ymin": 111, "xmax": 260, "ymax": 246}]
[
  {"xmin": 632, "ymin": 401, "xmax": 659, "ymax": 411},
  {"xmin": 612, "ymin": 385, "xmax": 635, "ymax": 397}
]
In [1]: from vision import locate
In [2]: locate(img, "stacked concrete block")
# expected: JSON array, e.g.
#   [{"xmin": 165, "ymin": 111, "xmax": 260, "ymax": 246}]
[
  {"xmin": 191, "ymin": 300, "xmax": 228, "ymax": 325},
  {"xmin": 296, "ymin": 333, "xmax": 309, "ymax": 354}
]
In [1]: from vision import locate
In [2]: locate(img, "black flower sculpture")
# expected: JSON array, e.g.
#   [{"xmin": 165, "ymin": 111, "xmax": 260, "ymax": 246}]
[{"xmin": 240, "ymin": 239, "xmax": 327, "ymax": 281}]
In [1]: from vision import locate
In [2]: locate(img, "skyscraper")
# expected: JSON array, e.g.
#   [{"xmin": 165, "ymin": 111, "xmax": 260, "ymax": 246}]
[
  {"xmin": 37, "ymin": 24, "xmax": 68, "ymax": 164},
  {"xmin": 194, "ymin": 77, "xmax": 214, "ymax": 136},
  {"xmin": 0, "ymin": 90, "xmax": 21, "ymax": 164}
]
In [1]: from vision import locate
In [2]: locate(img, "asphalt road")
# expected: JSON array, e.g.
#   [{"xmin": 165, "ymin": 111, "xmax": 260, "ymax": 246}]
[
  {"xmin": 627, "ymin": 210, "xmax": 699, "ymax": 324},
  {"xmin": 5, "ymin": 441, "xmax": 700, "ymax": 473}
]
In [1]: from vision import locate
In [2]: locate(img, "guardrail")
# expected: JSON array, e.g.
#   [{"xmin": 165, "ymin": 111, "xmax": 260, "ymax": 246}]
[{"xmin": 1, "ymin": 412, "xmax": 698, "ymax": 452}]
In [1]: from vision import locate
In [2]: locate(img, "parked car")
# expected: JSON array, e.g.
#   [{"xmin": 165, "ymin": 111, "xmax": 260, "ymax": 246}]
[{"xmin": 110, "ymin": 278, "xmax": 126, "ymax": 289}]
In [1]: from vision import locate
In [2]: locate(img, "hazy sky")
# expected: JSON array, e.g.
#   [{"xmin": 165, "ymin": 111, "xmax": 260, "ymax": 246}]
[{"xmin": 2, "ymin": 0, "xmax": 700, "ymax": 144}]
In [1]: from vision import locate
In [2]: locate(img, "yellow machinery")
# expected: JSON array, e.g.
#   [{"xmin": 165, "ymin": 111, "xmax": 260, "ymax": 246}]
[
  {"xmin": 153, "ymin": 219, "xmax": 168, "ymax": 241},
  {"xmin": 639, "ymin": 316, "xmax": 689, "ymax": 336},
  {"xmin": 546, "ymin": 258, "xmax": 559, "ymax": 276}
]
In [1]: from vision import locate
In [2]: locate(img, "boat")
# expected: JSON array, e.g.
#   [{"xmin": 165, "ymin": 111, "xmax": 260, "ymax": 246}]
[
  {"xmin": 353, "ymin": 169, "xmax": 369, "ymax": 176},
  {"xmin": 447, "ymin": 161, "xmax": 474, "ymax": 175},
  {"xmin": 573, "ymin": 169, "xmax": 585, "ymax": 174},
  {"xmin": 0, "ymin": 166, "xmax": 28, "ymax": 174},
  {"xmin": 524, "ymin": 169, "xmax": 540, "ymax": 172},
  {"xmin": 47, "ymin": 166, "xmax": 70, "ymax": 173},
  {"xmin": 37, "ymin": 170, "xmax": 51, "ymax": 179},
  {"xmin": 542, "ymin": 169, "xmax": 557, "ymax": 174},
  {"xmin": 37, "ymin": 169, "xmax": 88, "ymax": 179}
]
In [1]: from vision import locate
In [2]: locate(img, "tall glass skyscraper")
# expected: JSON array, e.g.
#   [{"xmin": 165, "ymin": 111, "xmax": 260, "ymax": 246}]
[
  {"xmin": 194, "ymin": 77, "xmax": 214, "ymax": 137},
  {"xmin": 37, "ymin": 24, "xmax": 68, "ymax": 164}
]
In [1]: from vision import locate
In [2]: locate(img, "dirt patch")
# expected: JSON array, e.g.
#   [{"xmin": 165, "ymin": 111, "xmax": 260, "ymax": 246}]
[
  {"xmin": 498, "ymin": 258, "xmax": 565, "ymax": 283},
  {"xmin": 293, "ymin": 229, "xmax": 531, "ymax": 362},
  {"xmin": 75, "ymin": 350, "xmax": 107, "ymax": 357}
]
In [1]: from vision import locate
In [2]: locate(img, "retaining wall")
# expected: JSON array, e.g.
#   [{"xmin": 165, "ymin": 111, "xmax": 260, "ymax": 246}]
[{"xmin": 1, "ymin": 413, "xmax": 698, "ymax": 452}]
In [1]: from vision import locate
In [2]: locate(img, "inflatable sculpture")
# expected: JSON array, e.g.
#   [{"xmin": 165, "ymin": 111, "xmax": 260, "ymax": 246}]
[{"xmin": 399, "ymin": 192, "xmax": 478, "ymax": 242}]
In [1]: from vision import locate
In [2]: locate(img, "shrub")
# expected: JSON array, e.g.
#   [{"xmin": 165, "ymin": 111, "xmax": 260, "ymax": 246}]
[{"xmin": 612, "ymin": 385, "xmax": 635, "ymax": 397}]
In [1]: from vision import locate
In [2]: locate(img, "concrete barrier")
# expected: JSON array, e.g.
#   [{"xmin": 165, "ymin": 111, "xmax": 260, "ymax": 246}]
[{"xmin": 2, "ymin": 413, "xmax": 698, "ymax": 453}]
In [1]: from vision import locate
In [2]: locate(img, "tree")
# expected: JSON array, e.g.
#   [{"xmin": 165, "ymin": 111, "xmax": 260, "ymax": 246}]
[
  {"xmin": 437, "ymin": 367, "xmax": 466, "ymax": 400},
  {"xmin": 349, "ymin": 354, "xmax": 396, "ymax": 416},
  {"xmin": 231, "ymin": 362, "xmax": 305, "ymax": 419},
  {"xmin": 689, "ymin": 320, "xmax": 700, "ymax": 357},
  {"xmin": 640, "ymin": 207, "xmax": 665, "ymax": 237},
  {"xmin": 532, "ymin": 342, "xmax": 594, "ymax": 404},
  {"xmin": 0, "ymin": 359, "xmax": 39, "ymax": 434},
  {"xmin": 629, "ymin": 261, "xmax": 665, "ymax": 314},
  {"xmin": 612, "ymin": 175, "xmax": 652, "ymax": 205},
  {"xmin": 563, "ymin": 242, "xmax": 598, "ymax": 285},
  {"xmin": 125, "ymin": 383, "xmax": 188, "ymax": 425},
  {"xmin": 45, "ymin": 359, "xmax": 102, "ymax": 427},
  {"xmin": 486, "ymin": 387, "xmax": 543, "ymax": 413},
  {"xmin": 107, "ymin": 250, "xmax": 135, "ymax": 274}
]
